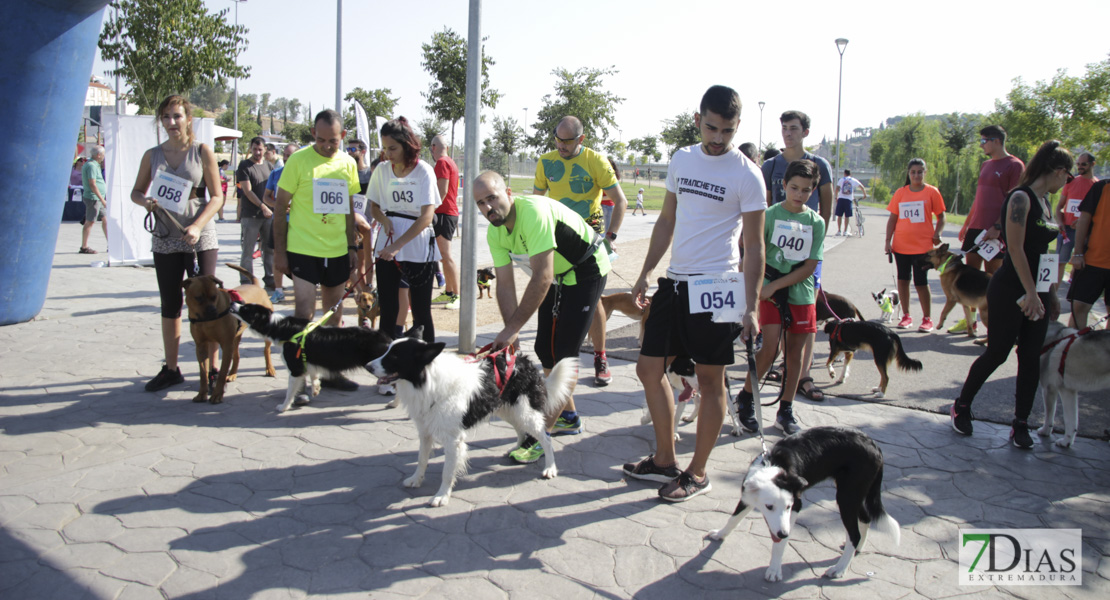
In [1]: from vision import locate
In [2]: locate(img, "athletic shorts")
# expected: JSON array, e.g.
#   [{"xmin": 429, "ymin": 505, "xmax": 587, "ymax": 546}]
[
  {"xmin": 894, "ymin": 252, "xmax": 929, "ymax": 286},
  {"xmin": 640, "ymin": 278, "xmax": 740, "ymax": 366},
  {"xmin": 433, "ymin": 213, "xmax": 458, "ymax": 241},
  {"xmin": 834, "ymin": 197, "xmax": 853, "ymax": 217},
  {"xmin": 83, "ymin": 198, "xmax": 104, "ymax": 222},
  {"xmin": 534, "ymin": 274, "xmax": 606, "ymax": 369},
  {"xmin": 1067, "ymin": 264, "xmax": 1110, "ymax": 305},
  {"xmin": 1058, "ymin": 227, "xmax": 1076, "ymax": 263},
  {"xmin": 759, "ymin": 300, "xmax": 817, "ymax": 334},
  {"xmin": 287, "ymin": 251, "xmax": 350, "ymax": 288}
]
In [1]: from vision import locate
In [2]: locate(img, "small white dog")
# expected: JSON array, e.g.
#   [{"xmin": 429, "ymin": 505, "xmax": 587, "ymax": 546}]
[
  {"xmin": 871, "ymin": 289, "xmax": 899, "ymax": 325},
  {"xmin": 1038, "ymin": 320, "xmax": 1110, "ymax": 448}
]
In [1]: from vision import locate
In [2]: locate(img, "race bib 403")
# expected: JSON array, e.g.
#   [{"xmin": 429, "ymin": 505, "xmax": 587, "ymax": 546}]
[{"xmin": 688, "ymin": 272, "xmax": 746, "ymax": 323}]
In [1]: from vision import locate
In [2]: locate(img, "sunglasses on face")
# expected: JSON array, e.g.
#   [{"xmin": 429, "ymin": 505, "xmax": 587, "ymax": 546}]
[
  {"xmin": 346, "ymin": 147, "xmax": 361, "ymax": 153},
  {"xmin": 553, "ymin": 131, "xmax": 579, "ymax": 144},
  {"xmin": 978, "ymin": 138, "xmax": 997, "ymax": 145}
]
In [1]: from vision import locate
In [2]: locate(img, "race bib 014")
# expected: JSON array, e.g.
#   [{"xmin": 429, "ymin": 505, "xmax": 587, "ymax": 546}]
[
  {"xmin": 687, "ymin": 272, "xmax": 745, "ymax": 323},
  {"xmin": 900, "ymin": 200, "xmax": 926, "ymax": 223},
  {"xmin": 150, "ymin": 170, "xmax": 192, "ymax": 215}
]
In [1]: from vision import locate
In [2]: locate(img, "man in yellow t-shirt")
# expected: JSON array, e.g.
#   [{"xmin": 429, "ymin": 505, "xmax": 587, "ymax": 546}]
[
  {"xmin": 533, "ymin": 116, "xmax": 628, "ymax": 387},
  {"xmin": 274, "ymin": 109, "xmax": 362, "ymax": 391}
]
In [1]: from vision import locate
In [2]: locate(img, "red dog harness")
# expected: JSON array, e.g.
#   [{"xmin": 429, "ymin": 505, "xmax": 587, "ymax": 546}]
[
  {"xmin": 467, "ymin": 343, "xmax": 517, "ymax": 396},
  {"xmin": 1041, "ymin": 319, "xmax": 1105, "ymax": 378}
]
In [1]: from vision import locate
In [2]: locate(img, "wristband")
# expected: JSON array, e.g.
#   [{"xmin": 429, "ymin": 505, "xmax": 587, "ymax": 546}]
[
  {"xmin": 1073, "ymin": 253, "xmax": 1084, "ymax": 258},
  {"xmin": 348, "ymin": 245, "xmax": 358, "ymax": 251}
]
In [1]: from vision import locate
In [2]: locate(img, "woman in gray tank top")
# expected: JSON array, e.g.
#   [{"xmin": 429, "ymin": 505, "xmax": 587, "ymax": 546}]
[{"xmin": 129, "ymin": 95, "xmax": 225, "ymax": 393}]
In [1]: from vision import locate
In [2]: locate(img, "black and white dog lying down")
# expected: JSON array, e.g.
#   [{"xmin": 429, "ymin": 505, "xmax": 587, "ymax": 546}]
[
  {"xmin": 368, "ymin": 334, "xmax": 578, "ymax": 507},
  {"xmin": 231, "ymin": 302, "xmax": 392, "ymax": 412},
  {"xmin": 709, "ymin": 426, "xmax": 900, "ymax": 581}
]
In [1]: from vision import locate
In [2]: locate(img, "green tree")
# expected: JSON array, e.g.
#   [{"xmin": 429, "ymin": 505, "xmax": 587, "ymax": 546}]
[
  {"xmin": 606, "ymin": 140, "xmax": 627, "ymax": 160},
  {"xmin": 188, "ymin": 82, "xmax": 230, "ymax": 112},
  {"xmin": 99, "ymin": 0, "xmax": 248, "ymax": 114},
  {"xmin": 417, "ymin": 116, "xmax": 447, "ymax": 151},
  {"xmin": 344, "ymin": 87, "xmax": 399, "ymax": 145},
  {"xmin": 528, "ymin": 66, "xmax": 623, "ymax": 152},
  {"xmin": 270, "ymin": 98, "xmax": 287, "ymax": 131},
  {"xmin": 492, "ymin": 115, "xmax": 525, "ymax": 179},
  {"xmin": 869, "ymin": 114, "xmax": 947, "ymax": 204},
  {"xmin": 628, "ymin": 136, "xmax": 662, "ymax": 163},
  {"xmin": 660, "ymin": 112, "xmax": 699, "ymax": 157},
  {"xmin": 421, "ymin": 27, "xmax": 501, "ymax": 153},
  {"xmin": 258, "ymin": 93, "xmax": 270, "ymax": 129},
  {"xmin": 239, "ymin": 93, "xmax": 258, "ymax": 120},
  {"xmin": 216, "ymin": 99, "xmax": 260, "ymax": 152},
  {"xmin": 287, "ymin": 98, "xmax": 302, "ymax": 125}
]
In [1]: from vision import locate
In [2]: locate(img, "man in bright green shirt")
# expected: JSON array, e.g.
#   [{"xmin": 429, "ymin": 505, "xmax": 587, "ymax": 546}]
[{"xmin": 474, "ymin": 171, "xmax": 609, "ymax": 463}]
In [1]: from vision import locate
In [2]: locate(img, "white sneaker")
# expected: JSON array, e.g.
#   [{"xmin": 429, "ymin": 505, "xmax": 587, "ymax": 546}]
[{"xmin": 379, "ymin": 383, "xmax": 395, "ymax": 395}]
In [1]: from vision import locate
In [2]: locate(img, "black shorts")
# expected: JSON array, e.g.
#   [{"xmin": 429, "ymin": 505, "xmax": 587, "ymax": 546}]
[
  {"xmin": 640, "ymin": 278, "xmax": 740, "ymax": 366},
  {"xmin": 894, "ymin": 252, "xmax": 929, "ymax": 286},
  {"xmin": 287, "ymin": 251, "xmax": 350, "ymax": 288},
  {"xmin": 834, "ymin": 197, "xmax": 853, "ymax": 217},
  {"xmin": 1067, "ymin": 264, "xmax": 1110, "ymax": 305},
  {"xmin": 433, "ymin": 213, "xmax": 458, "ymax": 241},
  {"xmin": 534, "ymin": 274, "xmax": 606, "ymax": 369}
]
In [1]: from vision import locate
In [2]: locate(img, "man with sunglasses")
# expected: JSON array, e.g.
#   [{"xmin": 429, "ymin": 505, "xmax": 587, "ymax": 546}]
[
  {"xmin": 1055, "ymin": 152, "xmax": 1097, "ymax": 284},
  {"xmin": 952, "ymin": 125, "xmax": 1025, "ymax": 334},
  {"xmin": 534, "ymin": 116, "xmax": 628, "ymax": 390}
]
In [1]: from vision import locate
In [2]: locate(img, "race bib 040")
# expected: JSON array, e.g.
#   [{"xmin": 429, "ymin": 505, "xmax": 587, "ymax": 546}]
[
  {"xmin": 150, "ymin": 170, "xmax": 192, "ymax": 215},
  {"xmin": 773, "ymin": 220, "xmax": 813, "ymax": 263},
  {"xmin": 313, "ymin": 178, "xmax": 349, "ymax": 214},
  {"xmin": 688, "ymin": 272, "xmax": 745, "ymax": 323}
]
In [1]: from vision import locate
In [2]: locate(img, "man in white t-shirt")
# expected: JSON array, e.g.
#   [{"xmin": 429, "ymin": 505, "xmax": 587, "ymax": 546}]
[
  {"xmin": 622, "ymin": 85, "xmax": 766, "ymax": 502},
  {"xmin": 834, "ymin": 169, "xmax": 868, "ymax": 236}
]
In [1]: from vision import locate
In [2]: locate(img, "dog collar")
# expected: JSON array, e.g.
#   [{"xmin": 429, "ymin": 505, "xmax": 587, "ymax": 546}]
[
  {"xmin": 937, "ymin": 255, "xmax": 954, "ymax": 275},
  {"xmin": 189, "ymin": 290, "xmax": 244, "ymax": 323}
]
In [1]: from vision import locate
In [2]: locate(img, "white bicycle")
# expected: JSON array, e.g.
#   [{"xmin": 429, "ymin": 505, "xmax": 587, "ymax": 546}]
[{"xmin": 852, "ymin": 197, "xmax": 865, "ymax": 237}]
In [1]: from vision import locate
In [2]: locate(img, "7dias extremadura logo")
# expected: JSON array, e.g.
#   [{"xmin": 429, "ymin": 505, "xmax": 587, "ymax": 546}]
[{"xmin": 960, "ymin": 529, "xmax": 1082, "ymax": 586}]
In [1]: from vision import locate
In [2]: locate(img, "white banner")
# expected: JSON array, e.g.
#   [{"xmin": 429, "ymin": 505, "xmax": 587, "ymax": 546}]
[
  {"xmin": 103, "ymin": 116, "xmax": 217, "ymax": 266},
  {"xmin": 353, "ymin": 101, "xmax": 370, "ymax": 149}
]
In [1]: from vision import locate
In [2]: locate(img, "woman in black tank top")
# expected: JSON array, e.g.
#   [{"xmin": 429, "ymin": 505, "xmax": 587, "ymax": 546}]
[{"xmin": 951, "ymin": 141, "xmax": 1073, "ymax": 449}]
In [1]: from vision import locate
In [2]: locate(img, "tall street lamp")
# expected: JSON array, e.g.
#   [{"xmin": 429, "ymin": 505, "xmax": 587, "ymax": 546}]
[
  {"xmin": 834, "ymin": 38, "xmax": 849, "ymax": 177},
  {"xmin": 232, "ymin": 0, "xmax": 247, "ymax": 169},
  {"xmin": 758, "ymin": 101, "xmax": 766, "ymax": 151}
]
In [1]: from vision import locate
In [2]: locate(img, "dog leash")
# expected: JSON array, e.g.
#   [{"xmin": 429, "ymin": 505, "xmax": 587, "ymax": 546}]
[
  {"xmin": 744, "ymin": 336, "xmax": 770, "ymax": 457},
  {"xmin": 145, "ymin": 203, "xmax": 200, "ymax": 276},
  {"xmin": 467, "ymin": 343, "xmax": 517, "ymax": 396},
  {"xmin": 289, "ymin": 267, "xmax": 374, "ymax": 364}
]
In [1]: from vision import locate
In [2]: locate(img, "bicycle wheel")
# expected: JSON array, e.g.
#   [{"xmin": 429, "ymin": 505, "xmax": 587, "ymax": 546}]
[{"xmin": 854, "ymin": 202, "xmax": 865, "ymax": 237}]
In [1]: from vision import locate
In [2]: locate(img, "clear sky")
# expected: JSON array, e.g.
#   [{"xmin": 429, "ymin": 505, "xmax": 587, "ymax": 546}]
[{"xmin": 93, "ymin": 0, "xmax": 1110, "ymax": 154}]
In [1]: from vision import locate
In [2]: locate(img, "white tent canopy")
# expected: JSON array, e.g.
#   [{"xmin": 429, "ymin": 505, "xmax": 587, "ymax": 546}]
[{"xmin": 213, "ymin": 124, "xmax": 242, "ymax": 141}]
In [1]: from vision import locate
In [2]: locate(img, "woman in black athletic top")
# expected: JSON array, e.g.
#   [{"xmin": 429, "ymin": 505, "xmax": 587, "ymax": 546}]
[{"xmin": 951, "ymin": 140, "xmax": 1072, "ymax": 449}]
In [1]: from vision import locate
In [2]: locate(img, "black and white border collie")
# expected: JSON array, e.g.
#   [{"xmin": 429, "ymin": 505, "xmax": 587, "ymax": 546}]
[
  {"xmin": 230, "ymin": 302, "xmax": 392, "ymax": 412},
  {"xmin": 368, "ymin": 335, "xmax": 577, "ymax": 507},
  {"xmin": 709, "ymin": 426, "xmax": 900, "ymax": 581}
]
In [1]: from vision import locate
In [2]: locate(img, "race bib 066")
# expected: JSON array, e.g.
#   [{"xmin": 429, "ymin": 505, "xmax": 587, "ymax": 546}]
[
  {"xmin": 688, "ymin": 272, "xmax": 745, "ymax": 323},
  {"xmin": 313, "ymin": 178, "xmax": 349, "ymax": 214},
  {"xmin": 150, "ymin": 170, "xmax": 191, "ymax": 215}
]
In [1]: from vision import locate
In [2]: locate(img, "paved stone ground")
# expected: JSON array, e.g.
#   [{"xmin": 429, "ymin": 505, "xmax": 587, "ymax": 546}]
[{"xmin": 0, "ymin": 221, "xmax": 1107, "ymax": 599}]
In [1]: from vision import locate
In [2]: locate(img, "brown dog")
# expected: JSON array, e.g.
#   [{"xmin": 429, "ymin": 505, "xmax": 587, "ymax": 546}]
[
  {"xmin": 922, "ymin": 244, "xmax": 991, "ymax": 337},
  {"xmin": 183, "ymin": 263, "xmax": 277, "ymax": 404},
  {"xmin": 357, "ymin": 289, "xmax": 380, "ymax": 329},
  {"xmin": 477, "ymin": 267, "xmax": 496, "ymax": 299},
  {"xmin": 601, "ymin": 292, "xmax": 648, "ymax": 342}
]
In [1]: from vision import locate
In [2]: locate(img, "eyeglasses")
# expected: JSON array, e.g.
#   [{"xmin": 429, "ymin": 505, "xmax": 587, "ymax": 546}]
[
  {"xmin": 978, "ymin": 138, "xmax": 997, "ymax": 145},
  {"xmin": 346, "ymin": 146, "xmax": 362, "ymax": 153},
  {"xmin": 553, "ymin": 131, "xmax": 579, "ymax": 144}
]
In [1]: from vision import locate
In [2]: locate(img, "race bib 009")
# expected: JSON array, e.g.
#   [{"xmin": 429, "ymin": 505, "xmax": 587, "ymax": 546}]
[
  {"xmin": 352, "ymin": 194, "xmax": 367, "ymax": 215},
  {"xmin": 313, "ymin": 178, "xmax": 349, "ymax": 214},
  {"xmin": 687, "ymin": 272, "xmax": 745, "ymax": 323},
  {"xmin": 150, "ymin": 170, "xmax": 191, "ymax": 215}
]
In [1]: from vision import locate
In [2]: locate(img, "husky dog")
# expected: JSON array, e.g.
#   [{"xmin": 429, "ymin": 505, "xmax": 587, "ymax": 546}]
[{"xmin": 1038, "ymin": 320, "xmax": 1110, "ymax": 448}]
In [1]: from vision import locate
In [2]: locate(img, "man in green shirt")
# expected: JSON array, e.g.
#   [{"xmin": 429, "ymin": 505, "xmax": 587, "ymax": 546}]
[
  {"xmin": 474, "ymin": 171, "xmax": 609, "ymax": 464},
  {"xmin": 80, "ymin": 146, "xmax": 107, "ymax": 254}
]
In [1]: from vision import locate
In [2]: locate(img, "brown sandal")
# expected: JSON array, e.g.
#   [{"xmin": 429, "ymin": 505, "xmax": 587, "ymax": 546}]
[
  {"xmin": 797, "ymin": 377, "xmax": 825, "ymax": 401},
  {"xmin": 79, "ymin": 247, "xmax": 97, "ymax": 254}
]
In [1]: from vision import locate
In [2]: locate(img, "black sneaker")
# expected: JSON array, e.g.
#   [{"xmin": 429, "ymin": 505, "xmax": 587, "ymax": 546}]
[
  {"xmin": 593, "ymin": 354, "xmax": 612, "ymax": 387},
  {"xmin": 658, "ymin": 471, "xmax": 712, "ymax": 502},
  {"xmin": 775, "ymin": 403, "xmax": 800, "ymax": 435},
  {"xmin": 321, "ymin": 375, "xmax": 359, "ymax": 391},
  {"xmin": 1010, "ymin": 419, "xmax": 1034, "ymax": 449},
  {"xmin": 145, "ymin": 365, "xmax": 184, "ymax": 392},
  {"xmin": 951, "ymin": 402, "xmax": 973, "ymax": 436},
  {"xmin": 735, "ymin": 389, "xmax": 759, "ymax": 433},
  {"xmin": 622, "ymin": 455, "xmax": 682, "ymax": 483},
  {"xmin": 208, "ymin": 369, "xmax": 218, "ymax": 389}
]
